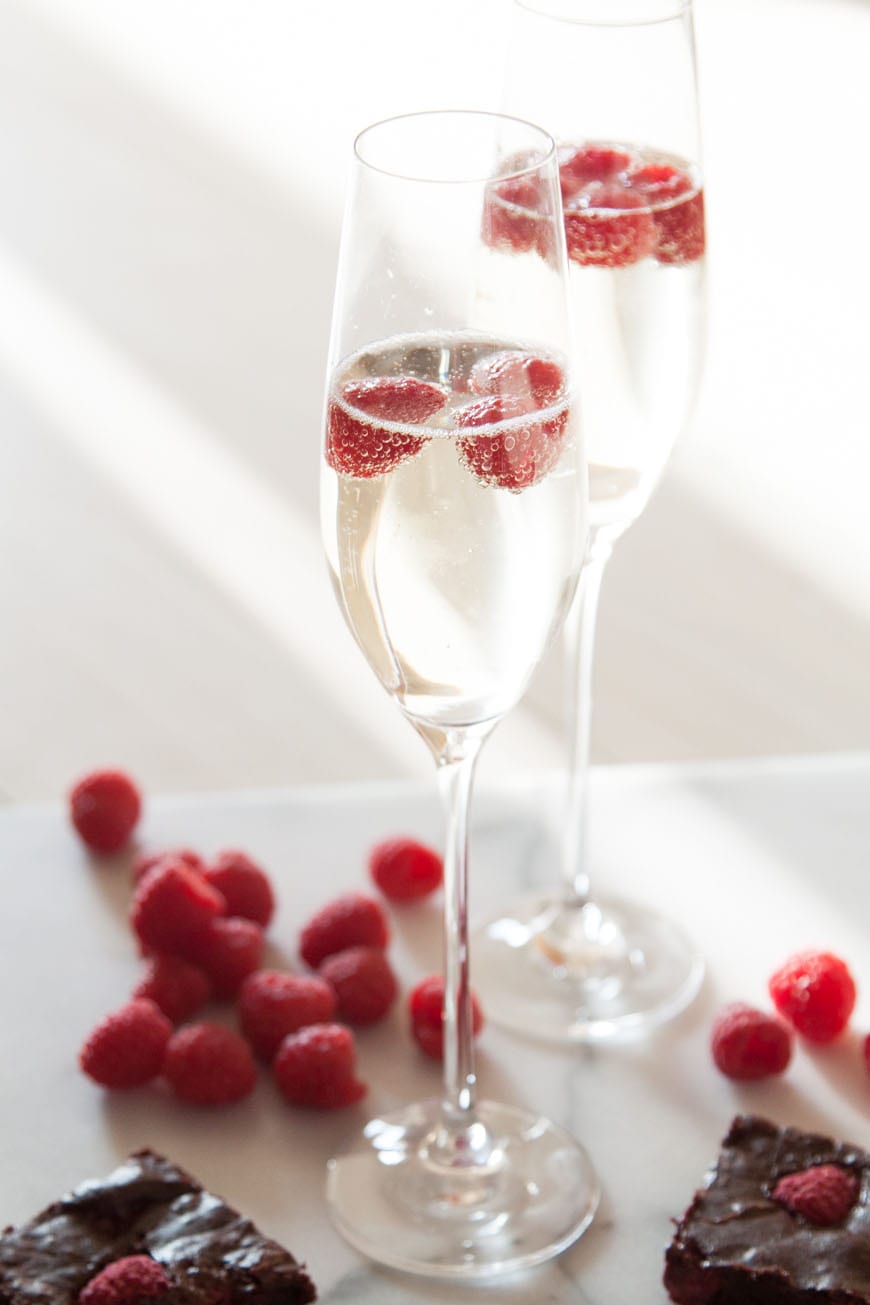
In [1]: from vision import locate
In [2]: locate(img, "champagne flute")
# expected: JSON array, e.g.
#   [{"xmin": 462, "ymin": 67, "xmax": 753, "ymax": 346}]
[
  {"xmin": 320, "ymin": 110, "xmax": 597, "ymax": 1279},
  {"xmin": 473, "ymin": 0, "xmax": 707, "ymax": 1042}
]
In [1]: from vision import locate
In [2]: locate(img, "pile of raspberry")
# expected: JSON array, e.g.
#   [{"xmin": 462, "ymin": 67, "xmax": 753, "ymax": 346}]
[
  {"xmin": 710, "ymin": 948, "xmax": 865, "ymax": 1082},
  {"xmin": 72, "ymin": 770, "xmax": 484, "ymax": 1109}
]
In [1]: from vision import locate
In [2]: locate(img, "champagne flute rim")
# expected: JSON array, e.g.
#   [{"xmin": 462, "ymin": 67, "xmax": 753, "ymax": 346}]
[
  {"xmin": 353, "ymin": 108, "xmax": 556, "ymax": 185},
  {"xmin": 513, "ymin": 0, "xmax": 692, "ymax": 28}
]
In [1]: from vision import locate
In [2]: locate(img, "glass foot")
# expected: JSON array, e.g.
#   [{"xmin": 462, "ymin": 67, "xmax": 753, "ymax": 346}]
[
  {"xmin": 472, "ymin": 892, "xmax": 704, "ymax": 1043},
  {"xmin": 326, "ymin": 1098, "xmax": 599, "ymax": 1280}
]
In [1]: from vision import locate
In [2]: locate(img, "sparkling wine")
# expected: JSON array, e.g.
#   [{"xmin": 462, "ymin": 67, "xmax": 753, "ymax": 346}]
[{"xmin": 321, "ymin": 333, "xmax": 585, "ymax": 728}]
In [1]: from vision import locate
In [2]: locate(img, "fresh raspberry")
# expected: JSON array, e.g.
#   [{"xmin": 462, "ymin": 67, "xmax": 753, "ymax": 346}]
[
  {"xmin": 710, "ymin": 1003, "xmax": 793, "ymax": 1081},
  {"xmin": 626, "ymin": 161, "xmax": 693, "ymax": 204},
  {"xmin": 299, "ymin": 892, "xmax": 389, "ymax": 969},
  {"xmin": 130, "ymin": 859, "xmax": 225, "ymax": 957},
  {"xmin": 237, "ymin": 970, "xmax": 337, "ymax": 1061},
  {"xmin": 163, "ymin": 1021, "xmax": 257, "ymax": 1105},
  {"xmin": 773, "ymin": 1164, "xmax": 860, "ymax": 1226},
  {"xmin": 625, "ymin": 161, "xmax": 704, "ymax": 266},
  {"xmin": 69, "ymin": 769, "xmax": 142, "ymax": 855},
  {"xmin": 481, "ymin": 174, "xmax": 547, "ymax": 256},
  {"xmin": 318, "ymin": 946, "xmax": 398, "ymax": 1025},
  {"xmin": 468, "ymin": 351, "xmax": 565, "ymax": 410},
  {"xmin": 273, "ymin": 1023, "xmax": 367, "ymax": 1109},
  {"xmin": 326, "ymin": 376, "xmax": 445, "ymax": 479},
  {"xmin": 79, "ymin": 998, "xmax": 172, "ymax": 1089},
  {"xmin": 132, "ymin": 954, "xmax": 212, "ymax": 1023},
  {"xmin": 654, "ymin": 188, "xmax": 705, "ymax": 264},
  {"xmin": 78, "ymin": 1255, "xmax": 171, "ymax": 1305},
  {"xmin": 203, "ymin": 849, "xmax": 275, "ymax": 928},
  {"xmin": 368, "ymin": 837, "xmax": 443, "ymax": 903},
  {"xmin": 768, "ymin": 950, "xmax": 857, "ymax": 1044},
  {"xmin": 456, "ymin": 393, "xmax": 569, "ymax": 492},
  {"xmin": 558, "ymin": 143, "xmax": 632, "ymax": 200},
  {"xmin": 183, "ymin": 917, "xmax": 264, "ymax": 998},
  {"xmin": 409, "ymin": 974, "xmax": 484, "ymax": 1061},
  {"xmin": 131, "ymin": 847, "xmax": 204, "ymax": 884},
  {"xmin": 563, "ymin": 181, "xmax": 657, "ymax": 268}
]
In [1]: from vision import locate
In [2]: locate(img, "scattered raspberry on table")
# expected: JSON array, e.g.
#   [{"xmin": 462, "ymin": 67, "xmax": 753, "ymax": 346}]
[
  {"xmin": 132, "ymin": 953, "xmax": 212, "ymax": 1024},
  {"xmin": 710, "ymin": 1002, "xmax": 793, "ymax": 1081},
  {"xmin": 409, "ymin": 974, "xmax": 484, "ymax": 1061},
  {"xmin": 238, "ymin": 970, "xmax": 337, "ymax": 1061},
  {"xmin": 163, "ymin": 1022, "xmax": 257, "ymax": 1105},
  {"xmin": 79, "ymin": 998, "xmax": 172, "ymax": 1089},
  {"xmin": 182, "ymin": 916, "xmax": 264, "ymax": 998},
  {"xmin": 768, "ymin": 950, "xmax": 857, "ymax": 1044},
  {"xmin": 368, "ymin": 837, "xmax": 443, "ymax": 902},
  {"xmin": 130, "ymin": 859, "xmax": 225, "ymax": 957},
  {"xmin": 318, "ymin": 945, "xmax": 398, "ymax": 1025},
  {"xmin": 131, "ymin": 846, "xmax": 205, "ymax": 884},
  {"xmin": 299, "ymin": 892, "xmax": 389, "ymax": 969},
  {"xmin": 69, "ymin": 769, "xmax": 142, "ymax": 855},
  {"xmin": 273, "ymin": 1022, "xmax": 367, "ymax": 1109},
  {"xmin": 203, "ymin": 849, "xmax": 275, "ymax": 928}
]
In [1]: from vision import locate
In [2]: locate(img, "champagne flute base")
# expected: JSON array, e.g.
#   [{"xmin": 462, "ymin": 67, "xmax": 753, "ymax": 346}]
[
  {"xmin": 326, "ymin": 1098, "xmax": 599, "ymax": 1280},
  {"xmin": 472, "ymin": 892, "xmax": 704, "ymax": 1044}
]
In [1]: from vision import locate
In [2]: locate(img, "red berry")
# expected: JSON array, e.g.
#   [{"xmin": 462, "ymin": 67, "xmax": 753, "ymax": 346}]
[
  {"xmin": 773, "ymin": 1164, "xmax": 860, "ymax": 1226},
  {"xmin": 132, "ymin": 954, "xmax": 212, "ymax": 1024},
  {"xmin": 769, "ymin": 950, "xmax": 857, "ymax": 1044},
  {"xmin": 625, "ymin": 161, "xmax": 705, "ymax": 264},
  {"xmin": 131, "ymin": 847, "xmax": 204, "ymax": 884},
  {"xmin": 654, "ymin": 187, "xmax": 706, "ymax": 265},
  {"xmin": 710, "ymin": 1003, "xmax": 793, "ymax": 1081},
  {"xmin": 79, "ymin": 1255, "xmax": 171, "ymax": 1305},
  {"xmin": 273, "ymin": 1023, "xmax": 366, "ymax": 1109},
  {"xmin": 79, "ymin": 998, "xmax": 172, "ymax": 1089},
  {"xmin": 183, "ymin": 917, "xmax": 264, "ymax": 999},
  {"xmin": 130, "ymin": 860, "xmax": 225, "ymax": 957},
  {"xmin": 456, "ymin": 393, "xmax": 569, "ymax": 492},
  {"xmin": 163, "ymin": 1021, "xmax": 257, "ymax": 1105},
  {"xmin": 69, "ymin": 769, "xmax": 142, "ymax": 855},
  {"xmin": 563, "ymin": 181, "xmax": 657, "ymax": 268},
  {"xmin": 559, "ymin": 143, "xmax": 632, "ymax": 200},
  {"xmin": 318, "ymin": 946, "xmax": 398, "ymax": 1025},
  {"xmin": 368, "ymin": 837, "xmax": 443, "ymax": 903},
  {"xmin": 299, "ymin": 892, "xmax": 389, "ymax": 969},
  {"xmin": 409, "ymin": 975, "xmax": 484, "ymax": 1061},
  {"xmin": 481, "ymin": 174, "xmax": 548, "ymax": 256},
  {"xmin": 203, "ymin": 849, "xmax": 275, "ymax": 928},
  {"xmin": 468, "ymin": 351, "xmax": 565, "ymax": 410},
  {"xmin": 326, "ymin": 376, "xmax": 445, "ymax": 479},
  {"xmin": 625, "ymin": 161, "xmax": 693, "ymax": 203},
  {"xmin": 237, "ymin": 970, "xmax": 337, "ymax": 1061}
]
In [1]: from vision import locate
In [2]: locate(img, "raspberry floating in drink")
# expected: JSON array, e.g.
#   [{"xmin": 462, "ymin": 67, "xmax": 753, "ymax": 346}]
[{"xmin": 326, "ymin": 375, "xmax": 446, "ymax": 479}]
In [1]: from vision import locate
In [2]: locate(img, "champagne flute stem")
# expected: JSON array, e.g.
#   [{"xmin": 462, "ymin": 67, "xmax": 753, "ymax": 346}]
[
  {"xmin": 562, "ymin": 537, "xmax": 612, "ymax": 906},
  {"xmin": 436, "ymin": 731, "xmax": 482, "ymax": 1126}
]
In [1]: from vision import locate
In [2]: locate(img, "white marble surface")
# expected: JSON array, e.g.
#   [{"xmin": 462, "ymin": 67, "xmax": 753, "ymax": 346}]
[{"xmin": 1, "ymin": 754, "xmax": 869, "ymax": 1301}]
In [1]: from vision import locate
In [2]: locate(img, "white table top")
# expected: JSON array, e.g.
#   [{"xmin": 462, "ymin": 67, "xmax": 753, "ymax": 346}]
[{"xmin": 2, "ymin": 753, "xmax": 869, "ymax": 1302}]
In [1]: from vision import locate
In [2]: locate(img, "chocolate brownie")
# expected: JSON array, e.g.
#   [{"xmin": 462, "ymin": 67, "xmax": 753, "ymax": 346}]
[
  {"xmin": 664, "ymin": 1115, "xmax": 870, "ymax": 1304},
  {"xmin": 0, "ymin": 1149, "xmax": 317, "ymax": 1303}
]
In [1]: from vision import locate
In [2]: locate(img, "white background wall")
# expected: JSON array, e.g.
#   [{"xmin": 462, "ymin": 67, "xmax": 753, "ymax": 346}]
[{"xmin": 1, "ymin": 0, "xmax": 868, "ymax": 802}]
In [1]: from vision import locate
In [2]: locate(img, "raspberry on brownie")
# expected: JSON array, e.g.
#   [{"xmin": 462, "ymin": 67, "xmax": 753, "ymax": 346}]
[
  {"xmin": 0, "ymin": 1149, "xmax": 317, "ymax": 1302},
  {"xmin": 664, "ymin": 1115, "xmax": 870, "ymax": 1304}
]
